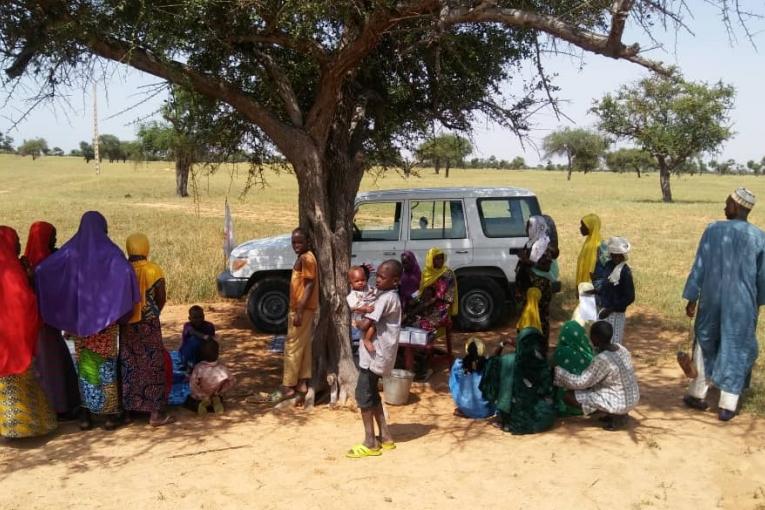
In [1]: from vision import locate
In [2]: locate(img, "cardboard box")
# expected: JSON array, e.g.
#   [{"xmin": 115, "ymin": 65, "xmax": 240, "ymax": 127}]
[
  {"xmin": 408, "ymin": 328, "xmax": 431, "ymax": 346},
  {"xmin": 398, "ymin": 329, "xmax": 411, "ymax": 344}
]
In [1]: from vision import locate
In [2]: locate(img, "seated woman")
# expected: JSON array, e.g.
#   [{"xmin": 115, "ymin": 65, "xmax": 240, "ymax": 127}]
[
  {"xmin": 449, "ymin": 338, "xmax": 494, "ymax": 419},
  {"xmin": 553, "ymin": 299, "xmax": 595, "ymax": 417},
  {"xmin": 402, "ymin": 247, "xmax": 457, "ymax": 377},
  {"xmin": 480, "ymin": 288, "xmax": 555, "ymax": 435},
  {"xmin": 554, "ymin": 321, "xmax": 640, "ymax": 431}
]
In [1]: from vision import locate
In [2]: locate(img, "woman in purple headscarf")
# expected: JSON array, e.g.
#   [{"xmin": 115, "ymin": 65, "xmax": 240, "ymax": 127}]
[
  {"xmin": 399, "ymin": 251, "xmax": 421, "ymax": 311},
  {"xmin": 36, "ymin": 211, "xmax": 140, "ymax": 431}
]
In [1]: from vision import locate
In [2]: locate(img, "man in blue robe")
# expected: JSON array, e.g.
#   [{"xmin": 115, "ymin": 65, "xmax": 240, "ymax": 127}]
[{"xmin": 683, "ymin": 187, "xmax": 765, "ymax": 421}]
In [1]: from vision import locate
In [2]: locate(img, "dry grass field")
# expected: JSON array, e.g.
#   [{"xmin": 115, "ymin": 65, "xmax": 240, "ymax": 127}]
[{"xmin": 1, "ymin": 153, "xmax": 764, "ymax": 411}]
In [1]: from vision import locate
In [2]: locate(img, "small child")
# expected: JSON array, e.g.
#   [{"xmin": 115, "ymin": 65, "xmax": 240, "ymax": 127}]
[
  {"xmin": 190, "ymin": 339, "xmax": 235, "ymax": 415},
  {"xmin": 180, "ymin": 305, "xmax": 216, "ymax": 370},
  {"xmin": 554, "ymin": 320, "xmax": 640, "ymax": 431},
  {"xmin": 597, "ymin": 237, "xmax": 635, "ymax": 345},
  {"xmin": 449, "ymin": 338, "xmax": 494, "ymax": 419},
  {"xmin": 346, "ymin": 265, "xmax": 376, "ymax": 350},
  {"xmin": 346, "ymin": 259, "xmax": 402, "ymax": 458}
]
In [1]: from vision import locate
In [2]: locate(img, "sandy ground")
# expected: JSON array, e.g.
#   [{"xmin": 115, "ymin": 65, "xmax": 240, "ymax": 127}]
[{"xmin": 1, "ymin": 303, "xmax": 764, "ymax": 510}]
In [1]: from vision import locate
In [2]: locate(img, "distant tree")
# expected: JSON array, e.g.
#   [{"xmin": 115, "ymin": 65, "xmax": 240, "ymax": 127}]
[
  {"xmin": 545, "ymin": 160, "xmax": 555, "ymax": 171},
  {"xmin": 509, "ymin": 156, "xmax": 526, "ymax": 170},
  {"xmin": 543, "ymin": 128, "xmax": 607, "ymax": 180},
  {"xmin": 98, "ymin": 134, "xmax": 124, "ymax": 162},
  {"xmin": 121, "ymin": 140, "xmax": 143, "ymax": 162},
  {"xmin": 50, "ymin": 146, "xmax": 64, "ymax": 156},
  {"xmin": 69, "ymin": 148, "xmax": 83, "ymax": 157},
  {"xmin": 593, "ymin": 72, "xmax": 734, "ymax": 202},
  {"xmin": 605, "ymin": 148, "xmax": 656, "ymax": 178},
  {"xmin": 0, "ymin": 132, "xmax": 13, "ymax": 153},
  {"xmin": 747, "ymin": 159, "xmax": 762, "ymax": 176},
  {"xmin": 79, "ymin": 141, "xmax": 95, "ymax": 163},
  {"xmin": 416, "ymin": 134, "xmax": 473, "ymax": 178},
  {"xmin": 18, "ymin": 138, "xmax": 48, "ymax": 160}
]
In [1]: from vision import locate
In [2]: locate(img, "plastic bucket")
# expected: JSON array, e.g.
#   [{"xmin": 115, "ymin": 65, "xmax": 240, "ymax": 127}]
[{"xmin": 382, "ymin": 369, "xmax": 415, "ymax": 405}]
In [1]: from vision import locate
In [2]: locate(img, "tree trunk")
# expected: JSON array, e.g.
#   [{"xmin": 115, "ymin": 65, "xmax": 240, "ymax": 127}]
[
  {"xmin": 293, "ymin": 144, "xmax": 364, "ymax": 408},
  {"xmin": 658, "ymin": 157, "xmax": 673, "ymax": 202},
  {"xmin": 635, "ymin": 166, "xmax": 641, "ymax": 178},
  {"xmin": 445, "ymin": 159, "xmax": 450, "ymax": 178},
  {"xmin": 434, "ymin": 157, "xmax": 440, "ymax": 175},
  {"xmin": 566, "ymin": 154, "xmax": 573, "ymax": 181},
  {"xmin": 175, "ymin": 153, "xmax": 192, "ymax": 197}
]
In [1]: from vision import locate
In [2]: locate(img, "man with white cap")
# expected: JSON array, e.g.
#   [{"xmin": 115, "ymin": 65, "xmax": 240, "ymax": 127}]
[
  {"xmin": 683, "ymin": 187, "xmax": 765, "ymax": 421},
  {"xmin": 597, "ymin": 236, "xmax": 635, "ymax": 346}
]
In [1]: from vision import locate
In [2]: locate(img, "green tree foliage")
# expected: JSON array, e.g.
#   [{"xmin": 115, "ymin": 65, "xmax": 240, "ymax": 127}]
[
  {"xmin": 543, "ymin": 128, "xmax": 607, "ymax": 180},
  {"xmin": 79, "ymin": 141, "xmax": 95, "ymax": 163},
  {"xmin": 0, "ymin": 132, "xmax": 14, "ymax": 153},
  {"xmin": 509, "ymin": 156, "xmax": 526, "ymax": 170},
  {"xmin": 605, "ymin": 148, "xmax": 656, "ymax": 178},
  {"xmin": 98, "ymin": 134, "xmax": 125, "ymax": 162},
  {"xmin": 17, "ymin": 138, "xmax": 48, "ymax": 160},
  {"xmin": 50, "ymin": 146, "xmax": 64, "ymax": 156},
  {"xmin": 416, "ymin": 134, "xmax": 472, "ymax": 177},
  {"xmin": 592, "ymin": 72, "xmax": 734, "ymax": 202},
  {"xmin": 1, "ymin": 0, "xmax": 747, "ymax": 403}
]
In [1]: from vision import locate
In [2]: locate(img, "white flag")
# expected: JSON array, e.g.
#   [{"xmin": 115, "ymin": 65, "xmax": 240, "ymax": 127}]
[{"xmin": 224, "ymin": 199, "xmax": 235, "ymax": 261}]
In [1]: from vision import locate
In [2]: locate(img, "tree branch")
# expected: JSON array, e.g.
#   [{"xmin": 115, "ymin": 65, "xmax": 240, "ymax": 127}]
[
  {"xmin": 83, "ymin": 36, "xmax": 305, "ymax": 158},
  {"xmin": 442, "ymin": 3, "xmax": 669, "ymax": 75},
  {"xmin": 252, "ymin": 49, "xmax": 304, "ymax": 127},
  {"xmin": 228, "ymin": 32, "xmax": 329, "ymax": 65}
]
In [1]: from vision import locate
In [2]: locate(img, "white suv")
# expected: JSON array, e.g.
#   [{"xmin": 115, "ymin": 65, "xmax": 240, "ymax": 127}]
[{"xmin": 217, "ymin": 187, "xmax": 547, "ymax": 333}]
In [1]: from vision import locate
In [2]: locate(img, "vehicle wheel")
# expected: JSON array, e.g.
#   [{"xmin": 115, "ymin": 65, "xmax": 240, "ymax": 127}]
[
  {"xmin": 246, "ymin": 276, "xmax": 290, "ymax": 333},
  {"xmin": 456, "ymin": 276, "xmax": 506, "ymax": 331}
]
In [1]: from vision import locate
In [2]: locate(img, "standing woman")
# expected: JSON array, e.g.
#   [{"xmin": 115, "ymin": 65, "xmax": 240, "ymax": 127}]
[
  {"xmin": 24, "ymin": 221, "xmax": 81, "ymax": 418},
  {"xmin": 576, "ymin": 214, "xmax": 609, "ymax": 288},
  {"xmin": 121, "ymin": 233, "xmax": 173, "ymax": 426},
  {"xmin": 516, "ymin": 216, "xmax": 554, "ymax": 349},
  {"xmin": 398, "ymin": 250, "xmax": 421, "ymax": 311},
  {"xmin": 36, "ymin": 212, "xmax": 139, "ymax": 431},
  {"xmin": 0, "ymin": 226, "xmax": 57, "ymax": 438}
]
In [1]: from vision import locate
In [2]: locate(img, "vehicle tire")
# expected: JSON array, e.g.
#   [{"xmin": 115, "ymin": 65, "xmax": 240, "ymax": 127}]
[
  {"xmin": 246, "ymin": 276, "xmax": 290, "ymax": 333},
  {"xmin": 456, "ymin": 276, "xmax": 506, "ymax": 331}
]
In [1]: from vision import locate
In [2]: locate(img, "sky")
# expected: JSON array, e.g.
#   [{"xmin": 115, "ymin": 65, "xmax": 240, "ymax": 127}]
[{"xmin": 2, "ymin": 4, "xmax": 764, "ymax": 166}]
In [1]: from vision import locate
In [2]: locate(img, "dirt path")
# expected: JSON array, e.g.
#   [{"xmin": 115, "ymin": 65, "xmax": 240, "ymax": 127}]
[{"xmin": 1, "ymin": 303, "xmax": 764, "ymax": 510}]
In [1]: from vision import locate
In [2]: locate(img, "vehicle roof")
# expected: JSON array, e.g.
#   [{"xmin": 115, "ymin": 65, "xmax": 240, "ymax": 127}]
[{"xmin": 356, "ymin": 186, "xmax": 536, "ymax": 202}]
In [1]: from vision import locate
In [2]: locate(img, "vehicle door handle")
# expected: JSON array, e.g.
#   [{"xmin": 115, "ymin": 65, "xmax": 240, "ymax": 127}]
[
  {"xmin": 456, "ymin": 250, "xmax": 469, "ymax": 254},
  {"xmin": 383, "ymin": 251, "xmax": 397, "ymax": 256},
  {"xmin": 351, "ymin": 254, "xmax": 357, "ymax": 258},
  {"xmin": 509, "ymin": 248, "xmax": 522, "ymax": 255}
]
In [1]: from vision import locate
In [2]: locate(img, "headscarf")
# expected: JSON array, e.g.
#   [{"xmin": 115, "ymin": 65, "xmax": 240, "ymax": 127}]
[
  {"xmin": 553, "ymin": 320, "xmax": 594, "ymax": 416},
  {"xmin": 399, "ymin": 250, "xmax": 421, "ymax": 307},
  {"xmin": 23, "ymin": 221, "xmax": 56, "ymax": 269},
  {"xmin": 607, "ymin": 236, "xmax": 631, "ymax": 286},
  {"xmin": 35, "ymin": 211, "xmax": 140, "ymax": 337},
  {"xmin": 0, "ymin": 226, "xmax": 40, "ymax": 377},
  {"xmin": 576, "ymin": 213, "xmax": 602, "ymax": 286},
  {"xmin": 126, "ymin": 233, "xmax": 165, "ymax": 323},
  {"xmin": 419, "ymin": 247, "xmax": 458, "ymax": 316},
  {"xmin": 526, "ymin": 216, "xmax": 550, "ymax": 264},
  {"xmin": 516, "ymin": 287, "xmax": 542, "ymax": 331}
]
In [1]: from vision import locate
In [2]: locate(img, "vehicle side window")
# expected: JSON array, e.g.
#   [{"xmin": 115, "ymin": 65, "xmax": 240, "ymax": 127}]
[
  {"xmin": 477, "ymin": 197, "xmax": 541, "ymax": 238},
  {"xmin": 409, "ymin": 200, "xmax": 466, "ymax": 240},
  {"xmin": 352, "ymin": 202, "xmax": 402, "ymax": 241}
]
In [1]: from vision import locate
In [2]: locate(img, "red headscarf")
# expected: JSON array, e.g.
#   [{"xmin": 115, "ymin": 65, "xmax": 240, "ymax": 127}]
[
  {"xmin": 24, "ymin": 221, "xmax": 56, "ymax": 269},
  {"xmin": 0, "ymin": 226, "xmax": 40, "ymax": 377}
]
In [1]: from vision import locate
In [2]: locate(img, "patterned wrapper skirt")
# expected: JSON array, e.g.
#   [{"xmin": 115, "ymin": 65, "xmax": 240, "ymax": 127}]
[
  {"xmin": 74, "ymin": 324, "xmax": 121, "ymax": 415},
  {"xmin": 0, "ymin": 367, "xmax": 57, "ymax": 438},
  {"xmin": 120, "ymin": 317, "xmax": 168, "ymax": 413}
]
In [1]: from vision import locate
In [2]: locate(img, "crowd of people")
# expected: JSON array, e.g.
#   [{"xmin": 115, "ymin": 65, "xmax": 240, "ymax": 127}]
[
  {"xmin": 1, "ymin": 188, "xmax": 762, "ymax": 451},
  {"xmin": 0, "ymin": 212, "xmax": 234, "ymax": 438}
]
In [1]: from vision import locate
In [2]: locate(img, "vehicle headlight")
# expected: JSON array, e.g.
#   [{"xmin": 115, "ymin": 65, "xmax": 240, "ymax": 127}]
[{"xmin": 231, "ymin": 257, "xmax": 248, "ymax": 272}]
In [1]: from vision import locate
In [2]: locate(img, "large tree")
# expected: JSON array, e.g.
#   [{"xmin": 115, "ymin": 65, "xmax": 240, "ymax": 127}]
[
  {"xmin": 542, "ymin": 128, "xmax": 608, "ymax": 180},
  {"xmin": 0, "ymin": 1, "xmax": 748, "ymax": 405},
  {"xmin": 592, "ymin": 72, "xmax": 734, "ymax": 202}
]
